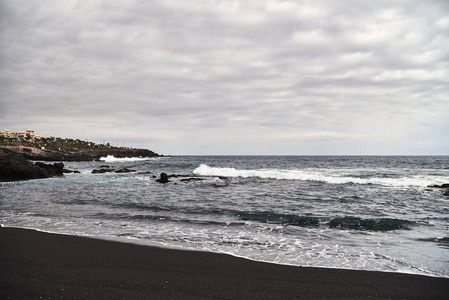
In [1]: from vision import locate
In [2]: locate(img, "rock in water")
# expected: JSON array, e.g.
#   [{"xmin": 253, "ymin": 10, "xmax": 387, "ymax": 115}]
[
  {"xmin": 114, "ymin": 168, "xmax": 135, "ymax": 173},
  {"xmin": 427, "ymin": 183, "xmax": 449, "ymax": 197},
  {"xmin": 0, "ymin": 153, "xmax": 64, "ymax": 181},
  {"xmin": 156, "ymin": 172, "xmax": 169, "ymax": 183},
  {"xmin": 428, "ymin": 183, "xmax": 449, "ymax": 188},
  {"xmin": 62, "ymin": 169, "xmax": 80, "ymax": 173},
  {"xmin": 34, "ymin": 162, "xmax": 64, "ymax": 177},
  {"xmin": 92, "ymin": 169, "xmax": 115, "ymax": 174},
  {"xmin": 0, "ymin": 154, "xmax": 46, "ymax": 181}
]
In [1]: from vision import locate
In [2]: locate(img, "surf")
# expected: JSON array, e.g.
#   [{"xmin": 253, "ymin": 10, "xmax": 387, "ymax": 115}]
[
  {"xmin": 100, "ymin": 155, "xmax": 154, "ymax": 162},
  {"xmin": 192, "ymin": 164, "xmax": 445, "ymax": 187}
]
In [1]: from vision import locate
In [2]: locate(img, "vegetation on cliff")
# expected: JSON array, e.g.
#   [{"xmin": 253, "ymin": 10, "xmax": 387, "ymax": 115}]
[
  {"xmin": 1, "ymin": 135, "xmax": 125, "ymax": 150},
  {"xmin": 0, "ymin": 145, "xmax": 160, "ymax": 162},
  {"xmin": 0, "ymin": 134, "xmax": 161, "ymax": 181},
  {"xmin": 0, "ymin": 135, "xmax": 160, "ymax": 161}
]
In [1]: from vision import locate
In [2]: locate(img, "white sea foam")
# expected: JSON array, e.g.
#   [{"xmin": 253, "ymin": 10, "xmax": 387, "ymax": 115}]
[
  {"xmin": 192, "ymin": 164, "xmax": 445, "ymax": 187},
  {"xmin": 2, "ymin": 156, "xmax": 448, "ymax": 278},
  {"xmin": 100, "ymin": 155, "xmax": 152, "ymax": 162}
]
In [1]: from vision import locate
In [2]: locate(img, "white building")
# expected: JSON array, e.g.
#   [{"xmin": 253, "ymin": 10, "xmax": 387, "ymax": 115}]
[{"xmin": 0, "ymin": 128, "xmax": 42, "ymax": 142}]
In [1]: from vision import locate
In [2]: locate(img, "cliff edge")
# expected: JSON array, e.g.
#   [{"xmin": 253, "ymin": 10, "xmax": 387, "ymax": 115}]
[
  {"xmin": 0, "ymin": 146, "xmax": 160, "ymax": 162},
  {"xmin": 0, "ymin": 149, "xmax": 64, "ymax": 181}
]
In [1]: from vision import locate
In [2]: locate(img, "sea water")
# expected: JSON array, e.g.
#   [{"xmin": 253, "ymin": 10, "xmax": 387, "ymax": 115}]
[{"xmin": 1, "ymin": 156, "xmax": 448, "ymax": 278}]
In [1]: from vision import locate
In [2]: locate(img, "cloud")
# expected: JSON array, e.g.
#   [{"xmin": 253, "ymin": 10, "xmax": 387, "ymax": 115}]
[{"xmin": 1, "ymin": 0, "xmax": 448, "ymax": 154}]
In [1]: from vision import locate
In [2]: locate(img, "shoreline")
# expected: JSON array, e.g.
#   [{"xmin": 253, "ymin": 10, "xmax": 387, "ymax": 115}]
[
  {"xmin": 1, "ymin": 227, "xmax": 448, "ymax": 299},
  {"xmin": 0, "ymin": 145, "xmax": 160, "ymax": 162},
  {"xmin": 3, "ymin": 225, "xmax": 446, "ymax": 280},
  {"xmin": 0, "ymin": 145, "xmax": 160, "ymax": 182}
]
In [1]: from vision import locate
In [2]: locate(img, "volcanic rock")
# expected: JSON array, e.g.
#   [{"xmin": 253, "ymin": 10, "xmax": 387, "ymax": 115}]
[
  {"xmin": 0, "ymin": 151, "xmax": 64, "ymax": 182},
  {"xmin": 156, "ymin": 172, "xmax": 169, "ymax": 183},
  {"xmin": 35, "ymin": 162, "xmax": 64, "ymax": 177},
  {"xmin": 114, "ymin": 168, "xmax": 135, "ymax": 173},
  {"xmin": 92, "ymin": 169, "xmax": 114, "ymax": 174},
  {"xmin": 428, "ymin": 183, "xmax": 449, "ymax": 188}
]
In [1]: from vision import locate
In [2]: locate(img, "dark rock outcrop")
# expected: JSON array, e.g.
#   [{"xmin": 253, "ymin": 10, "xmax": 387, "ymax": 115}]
[
  {"xmin": 0, "ymin": 152, "xmax": 64, "ymax": 182},
  {"xmin": 428, "ymin": 183, "xmax": 449, "ymax": 189},
  {"xmin": 34, "ymin": 162, "xmax": 64, "ymax": 177},
  {"xmin": 428, "ymin": 183, "xmax": 449, "ymax": 197},
  {"xmin": 114, "ymin": 168, "xmax": 135, "ymax": 173},
  {"xmin": 62, "ymin": 169, "xmax": 80, "ymax": 174},
  {"xmin": 156, "ymin": 172, "xmax": 169, "ymax": 183},
  {"xmin": 92, "ymin": 168, "xmax": 136, "ymax": 174},
  {"xmin": 0, "ymin": 146, "xmax": 160, "ymax": 162},
  {"xmin": 156, "ymin": 173, "xmax": 205, "ymax": 183},
  {"xmin": 0, "ymin": 154, "xmax": 46, "ymax": 181},
  {"xmin": 92, "ymin": 169, "xmax": 114, "ymax": 174}
]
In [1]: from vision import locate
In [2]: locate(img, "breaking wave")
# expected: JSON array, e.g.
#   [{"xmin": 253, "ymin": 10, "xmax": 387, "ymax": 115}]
[
  {"xmin": 193, "ymin": 164, "xmax": 442, "ymax": 187},
  {"xmin": 100, "ymin": 155, "xmax": 153, "ymax": 162}
]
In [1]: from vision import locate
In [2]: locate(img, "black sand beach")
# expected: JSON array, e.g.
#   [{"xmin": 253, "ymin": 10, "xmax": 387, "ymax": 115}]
[{"xmin": 1, "ymin": 227, "xmax": 448, "ymax": 299}]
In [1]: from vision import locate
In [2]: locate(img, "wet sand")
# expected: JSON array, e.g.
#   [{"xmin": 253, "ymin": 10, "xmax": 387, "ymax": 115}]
[{"xmin": 1, "ymin": 227, "xmax": 448, "ymax": 299}]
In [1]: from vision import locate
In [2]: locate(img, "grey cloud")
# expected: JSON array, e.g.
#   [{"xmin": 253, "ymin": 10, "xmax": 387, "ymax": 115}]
[{"xmin": 1, "ymin": 0, "xmax": 448, "ymax": 154}]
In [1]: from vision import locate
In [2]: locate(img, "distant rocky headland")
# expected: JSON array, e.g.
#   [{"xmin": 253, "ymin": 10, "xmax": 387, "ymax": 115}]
[
  {"xmin": 0, "ymin": 129, "xmax": 160, "ymax": 160},
  {"xmin": 0, "ymin": 132, "xmax": 161, "ymax": 182},
  {"xmin": 0, "ymin": 146, "xmax": 160, "ymax": 162},
  {"xmin": 0, "ymin": 145, "xmax": 160, "ymax": 182}
]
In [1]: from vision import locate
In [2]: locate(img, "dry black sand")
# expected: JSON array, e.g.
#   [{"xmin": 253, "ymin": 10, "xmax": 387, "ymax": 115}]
[{"xmin": 1, "ymin": 227, "xmax": 448, "ymax": 299}]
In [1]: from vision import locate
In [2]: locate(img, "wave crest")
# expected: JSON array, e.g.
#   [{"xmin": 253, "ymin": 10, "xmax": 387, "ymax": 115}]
[
  {"xmin": 192, "ymin": 164, "xmax": 441, "ymax": 187},
  {"xmin": 100, "ymin": 155, "xmax": 152, "ymax": 162}
]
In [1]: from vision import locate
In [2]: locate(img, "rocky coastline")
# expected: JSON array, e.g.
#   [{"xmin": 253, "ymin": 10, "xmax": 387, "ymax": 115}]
[
  {"xmin": 0, "ymin": 146, "xmax": 159, "ymax": 162},
  {"xmin": 0, "ymin": 153, "xmax": 64, "ymax": 182},
  {"xmin": 0, "ymin": 146, "xmax": 160, "ymax": 182}
]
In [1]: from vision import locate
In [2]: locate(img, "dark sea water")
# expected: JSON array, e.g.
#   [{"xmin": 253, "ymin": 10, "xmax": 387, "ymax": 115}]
[{"xmin": 1, "ymin": 156, "xmax": 448, "ymax": 278}]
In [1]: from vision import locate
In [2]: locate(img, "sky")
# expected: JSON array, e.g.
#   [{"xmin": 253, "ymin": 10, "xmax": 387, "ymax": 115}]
[{"xmin": 1, "ymin": 0, "xmax": 448, "ymax": 155}]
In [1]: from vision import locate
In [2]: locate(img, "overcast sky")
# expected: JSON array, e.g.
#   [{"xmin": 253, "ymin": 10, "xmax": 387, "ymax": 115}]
[{"xmin": 1, "ymin": 0, "xmax": 448, "ymax": 155}]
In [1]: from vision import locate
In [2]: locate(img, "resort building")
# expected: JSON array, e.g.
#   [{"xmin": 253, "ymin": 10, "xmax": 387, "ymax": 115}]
[
  {"xmin": 0, "ymin": 129, "xmax": 11, "ymax": 137},
  {"xmin": 0, "ymin": 128, "xmax": 42, "ymax": 142}
]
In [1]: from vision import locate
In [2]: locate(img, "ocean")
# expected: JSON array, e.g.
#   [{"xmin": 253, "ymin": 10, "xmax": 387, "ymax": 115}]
[{"xmin": 1, "ymin": 155, "xmax": 448, "ymax": 278}]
